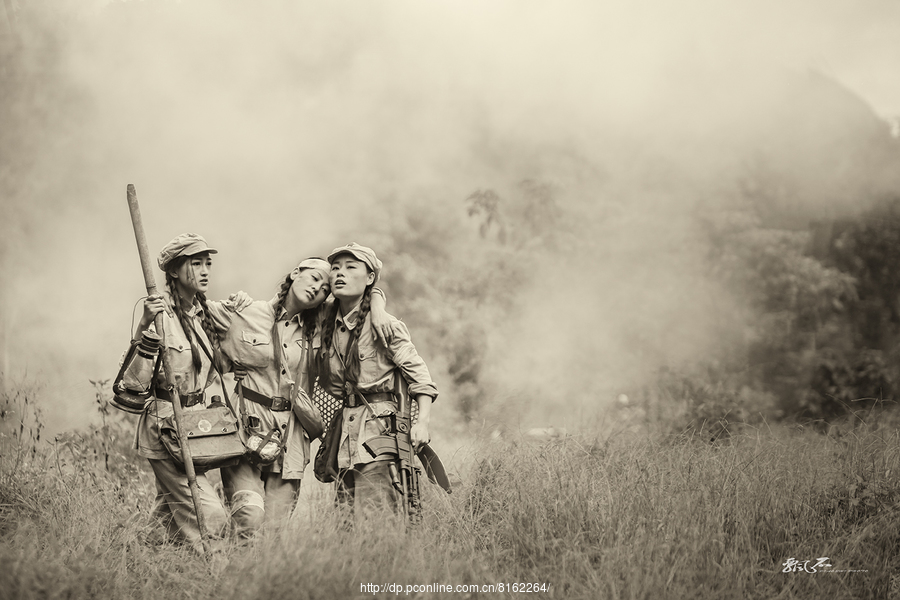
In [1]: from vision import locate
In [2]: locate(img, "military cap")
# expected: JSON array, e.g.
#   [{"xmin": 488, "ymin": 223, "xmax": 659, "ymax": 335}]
[
  {"xmin": 158, "ymin": 233, "xmax": 218, "ymax": 271},
  {"xmin": 327, "ymin": 242, "xmax": 382, "ymax": 283}
]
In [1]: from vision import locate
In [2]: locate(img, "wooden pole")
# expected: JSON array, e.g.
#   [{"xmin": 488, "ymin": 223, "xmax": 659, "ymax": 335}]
[{"xmin": 126, "ymin": 184, "xmax": 211, "ymax": 559}]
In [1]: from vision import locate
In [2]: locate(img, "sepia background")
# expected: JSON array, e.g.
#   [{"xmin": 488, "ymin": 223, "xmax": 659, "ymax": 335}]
[
  {"xmin": 6, "ymin": 2, "xmax": 900, "ymax": 598},
  {"xmin": 2, "ymin": 0, "xmax": 900, "ymax": 439}
]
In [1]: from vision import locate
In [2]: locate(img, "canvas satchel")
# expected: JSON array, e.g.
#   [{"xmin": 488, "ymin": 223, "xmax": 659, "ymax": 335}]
[
  {"xmin": 160, "ymin": 322, "xmax": 246, "ymax": 471},
  {"xmin": 159, "ymin": 402, "xmax": 244, "ymax": 471}
]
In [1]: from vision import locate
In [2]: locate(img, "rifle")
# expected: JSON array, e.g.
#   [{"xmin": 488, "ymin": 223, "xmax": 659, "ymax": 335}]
[
  {"xmin": 363, "ymin": 375, "xmax": 451, "ymax": 522},
  {"xmin": 126, "ymin": 184, "xmax": 211, "ymax": 559}
]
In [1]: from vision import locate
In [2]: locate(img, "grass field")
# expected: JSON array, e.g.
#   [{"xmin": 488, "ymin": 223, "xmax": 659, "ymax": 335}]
[{"xmin": 2, "ymin": 384, "xmax": 900, "ymax": 600}]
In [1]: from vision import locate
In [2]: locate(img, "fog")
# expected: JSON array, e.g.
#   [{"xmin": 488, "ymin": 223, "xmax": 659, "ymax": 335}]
[{"xmin": 2, "ymin": 0, "xmax": 900, "ymax": 435}]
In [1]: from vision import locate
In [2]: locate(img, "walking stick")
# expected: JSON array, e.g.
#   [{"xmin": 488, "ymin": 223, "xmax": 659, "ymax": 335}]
[{"xmin": 126, "ymin": 184, "xmax": 211, "ymax": 559}]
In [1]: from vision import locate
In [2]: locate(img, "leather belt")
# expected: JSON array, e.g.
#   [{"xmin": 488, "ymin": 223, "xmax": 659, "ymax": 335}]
[
  {"xmin": 241, "ymin": 386, "xmax": 292, "ymax": 412},
  {"xmin": 344, "ymin": 391, "xmax": 394, "ymax": 408},
  {"xmin": 154, "ymin": 387, "xmax": 205, "ymax": 408}
]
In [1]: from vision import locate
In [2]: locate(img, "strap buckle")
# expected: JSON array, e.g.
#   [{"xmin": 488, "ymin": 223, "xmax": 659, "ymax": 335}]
[{"xmin": 270, "ymin": 397, "xmax": 292, "ymax": 412}]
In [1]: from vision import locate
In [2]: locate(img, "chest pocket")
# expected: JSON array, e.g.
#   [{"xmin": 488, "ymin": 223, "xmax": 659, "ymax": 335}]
[
  {"xmin": 165, "ymin": 334, "xmax": 190, "ymax": 354},
  {"xmin": 219, "ymin": 328, "xmax": 272, "ymax": 369},
  {"xmin": 242, "ymin": 330, "xmax": 271, "ymax": 347},
  {"xmin": 311, "ymin": 334, "xmax": 328, "ymax": 359},
  {"xmin": 356, "ymin": 330, "xmax": 378, "ymax": 362},
  {"xmin": 161, "ymin": 326, "xmax": 194, "ymax": 391},
  {"xmin": 354, "ymin": 338, "xmax": 381, "ymax": 387}
]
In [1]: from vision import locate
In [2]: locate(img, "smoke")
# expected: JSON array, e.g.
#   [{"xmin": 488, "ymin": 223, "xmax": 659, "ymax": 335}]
[{"xmin": 1, "ymin": 0, "xmax": 899, "ymax": 434}]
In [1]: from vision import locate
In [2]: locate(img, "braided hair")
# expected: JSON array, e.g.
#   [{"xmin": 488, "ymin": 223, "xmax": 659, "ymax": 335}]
[
  {"xmin": 272, "ymin": 265, "xmax": 327, "ymax": 377},
  {"xmin": 319, "ymin": 283, "xmax": 374, "ymax": 393},
  {"xmin": 273, "ymin": 273, "xmax": 292, "ymax": 311},
  {"xmin": 196, "ymin": 293, "xmax": 223, "ymax": 368},
  {"xmin": 165, "ymin": 255, "xmax": 221, "ymax": 372}
]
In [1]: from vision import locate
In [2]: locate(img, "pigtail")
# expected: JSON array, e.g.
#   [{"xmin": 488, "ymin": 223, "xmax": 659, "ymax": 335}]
[
  {"xmin": 300, "ymin": 307, "xmax": 320, "ymax": 388},
  {"xmin": 342, "ymin": 287, "xmax": 373, "ymax": 387},
  {"xmin": 196, "ymin": 292, "xmax": 227, "ymax": 371},
  {"xmin": 318, "ymin": 285, "xmax": 374, "ymax": 393},
  {"xmin": 318, "ymin": 300, "xmax": 340, "ymax": 384},
  {"xmin": 267, "ymin": 273, "xmax": 292, "ymax": 376},
  {"xmin": 165, "ymin": 270, "xmax": 203, "ymax": 372},
  {"xmin": 300, "ymin": 309, "xmax": 319, "ymax": 345},
  {"xmin": 273, "ymin": 274, "xmax": 292, "ymax": 313}
]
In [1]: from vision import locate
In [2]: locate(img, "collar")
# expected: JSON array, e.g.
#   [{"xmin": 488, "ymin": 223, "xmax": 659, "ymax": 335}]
[
  {"xmin": 186, "ymin": 298, "xmax": 203, "ymax": 318},
  {"xmin": 336, "ymin": 303, "xmax": 362, "ymax": 331},
  {"xmin": 269, "ymin": 296, "xmax": 301, "ymax": 324},
  {"xmin": 167, "ymin": 291, "xmax": 203, "ymax": 318},
  {"xmin": 276, "ymin": 306, "xmax": 301, "ymax": 324}
]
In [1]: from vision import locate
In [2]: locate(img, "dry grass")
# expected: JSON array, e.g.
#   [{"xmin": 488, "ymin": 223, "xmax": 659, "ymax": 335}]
[{"xmin": 3, "ymin": 383, "xmax": 900, "ymax": 600}]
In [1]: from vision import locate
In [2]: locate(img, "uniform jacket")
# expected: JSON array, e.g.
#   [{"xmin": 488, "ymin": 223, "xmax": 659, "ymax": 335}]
[
  {"xmin": 314, "ymin": 303, "xmax": 438, "ymax": 469},
  {"xmin": 211, "ymin": 297, "xmax": 310, "ymax": 479},
  {"xmin": 133, "ymin": 295, "xmax": 230, "ymax": 460}
]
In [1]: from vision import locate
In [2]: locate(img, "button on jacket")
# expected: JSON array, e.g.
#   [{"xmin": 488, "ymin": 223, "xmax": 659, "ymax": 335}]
[{"xmin": 315, "ymin": 304, "xmax": 438, "ymax": 469}]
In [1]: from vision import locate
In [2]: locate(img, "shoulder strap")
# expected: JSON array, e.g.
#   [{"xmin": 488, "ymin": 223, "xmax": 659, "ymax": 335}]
[
  {"xmin": 235, "ymin": 377, "xmax": 249, "ymax": 427},
  {"xmin": 189, "ymin": 320, "xmax": 236, "ymax": 413},
  {"xmin": 305, "ymin": 330, "xmax": 317, "ymax": 396}
]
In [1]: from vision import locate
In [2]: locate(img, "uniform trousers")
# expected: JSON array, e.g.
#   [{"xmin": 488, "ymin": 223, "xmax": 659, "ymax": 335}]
[
  {"xmin": 336, "ymin": 460, "xmax": 402, "ymax": 519},
  {"xmin": 148, "ymin": 458, "xmax": 229, "ymax": 549},
  {"xmin": 221, "ymin": 457, "xmax": 301, "ymax": 537}
]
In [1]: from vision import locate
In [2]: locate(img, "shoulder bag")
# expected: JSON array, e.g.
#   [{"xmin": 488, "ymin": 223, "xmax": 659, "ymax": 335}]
[{"xmin": 159, "ymin": 325, "xmax": 246, "ymax": 471}]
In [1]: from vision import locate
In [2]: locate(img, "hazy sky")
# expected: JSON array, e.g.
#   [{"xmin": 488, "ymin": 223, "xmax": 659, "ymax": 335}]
[{"xmin": 1, "ymin": 0, "xmax": 899, "ymax": 435}]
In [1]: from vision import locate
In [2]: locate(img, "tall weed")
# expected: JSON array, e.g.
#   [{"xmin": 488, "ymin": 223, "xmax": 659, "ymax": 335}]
[{"xmin": 2, "ymin": 381, "xmax": 899, "ymax": 599}]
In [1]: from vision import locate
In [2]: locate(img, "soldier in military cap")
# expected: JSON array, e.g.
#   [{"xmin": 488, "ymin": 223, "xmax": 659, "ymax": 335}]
[
  {"xmin": 314, "ymin": 243, "xmax": 438, "ymax": 519},
  {"xmin": 130, "ymin": 233, "xmax": 241, "ymax": 550},
  {"xmin": 210, "ymin": 256, "xmax": 393, "ymax": 536}
]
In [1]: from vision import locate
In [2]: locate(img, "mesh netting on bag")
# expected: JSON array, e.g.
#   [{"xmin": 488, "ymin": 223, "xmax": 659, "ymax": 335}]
[
  {"xmin": 312, "ymin": 379, "xmax": 418, "ymax": 431},
  {"xmin": 312, "ymin": 380, "xmax": 342, "ymax": 428}
]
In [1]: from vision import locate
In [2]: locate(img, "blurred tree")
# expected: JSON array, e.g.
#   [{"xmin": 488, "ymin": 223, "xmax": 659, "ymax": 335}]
[
  {"xmin": 377, "ymin": 180, "xmax": 575, "ymax": 421},
  {"xmin": 700, "ymin": 203, "xmax": 856, "ymax": 419},
  {"xmin": 805, "ymin": 197, "xmax": 900, "ymax": 416},
  {"xmin": 697, "ymin": 186, "xmax": 900, "ymax": 421}
]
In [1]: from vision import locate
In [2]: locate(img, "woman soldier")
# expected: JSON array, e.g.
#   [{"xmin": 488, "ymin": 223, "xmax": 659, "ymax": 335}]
[
  {"xmin": 206, "ymin": 258, "xmax": 393, "ymax": 536},
  {"xmin": 131, "ymin": 233, "xmax": 239, "ymax": 550},
  {"xmin": 314, "ymin": 243, "xmax": 438, "ymax": 518}
]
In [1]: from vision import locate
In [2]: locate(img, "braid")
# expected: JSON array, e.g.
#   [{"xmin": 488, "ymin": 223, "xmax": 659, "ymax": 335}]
[
  {"xmin": 300, "ymin": 307, "xmax": 319, "ymax": 343},
  {"xmin": 273, "ymin": 273, "xmax": 292, "ymax": 313},
  {"xmin": 318, "ymin": 300, "xmax": 340, "ymax": 384},
  {"xmin": 279, "ymin": 267, "xmax": 324, "ymax": 341},
  {"xmin": 165, "ymin": 269, "xmax": 202, "ymax": 371},
  {"xmin": 343, "ymin": 287, "xmax": 373, "ymax": 387},
  {"xmin": 196, "ymin": 292, "xmax": 223, "ymax": 367},
  {"xmin": 274, "ymin": 269, "xmax": 324, "ymax": 380},
  {"xmin": 271, "ymin": 273, "xmax": 292, "ymax": 376},
  {"xmin": 299, "ymin": 305, "xmax": 321, "ymax": 386}
]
